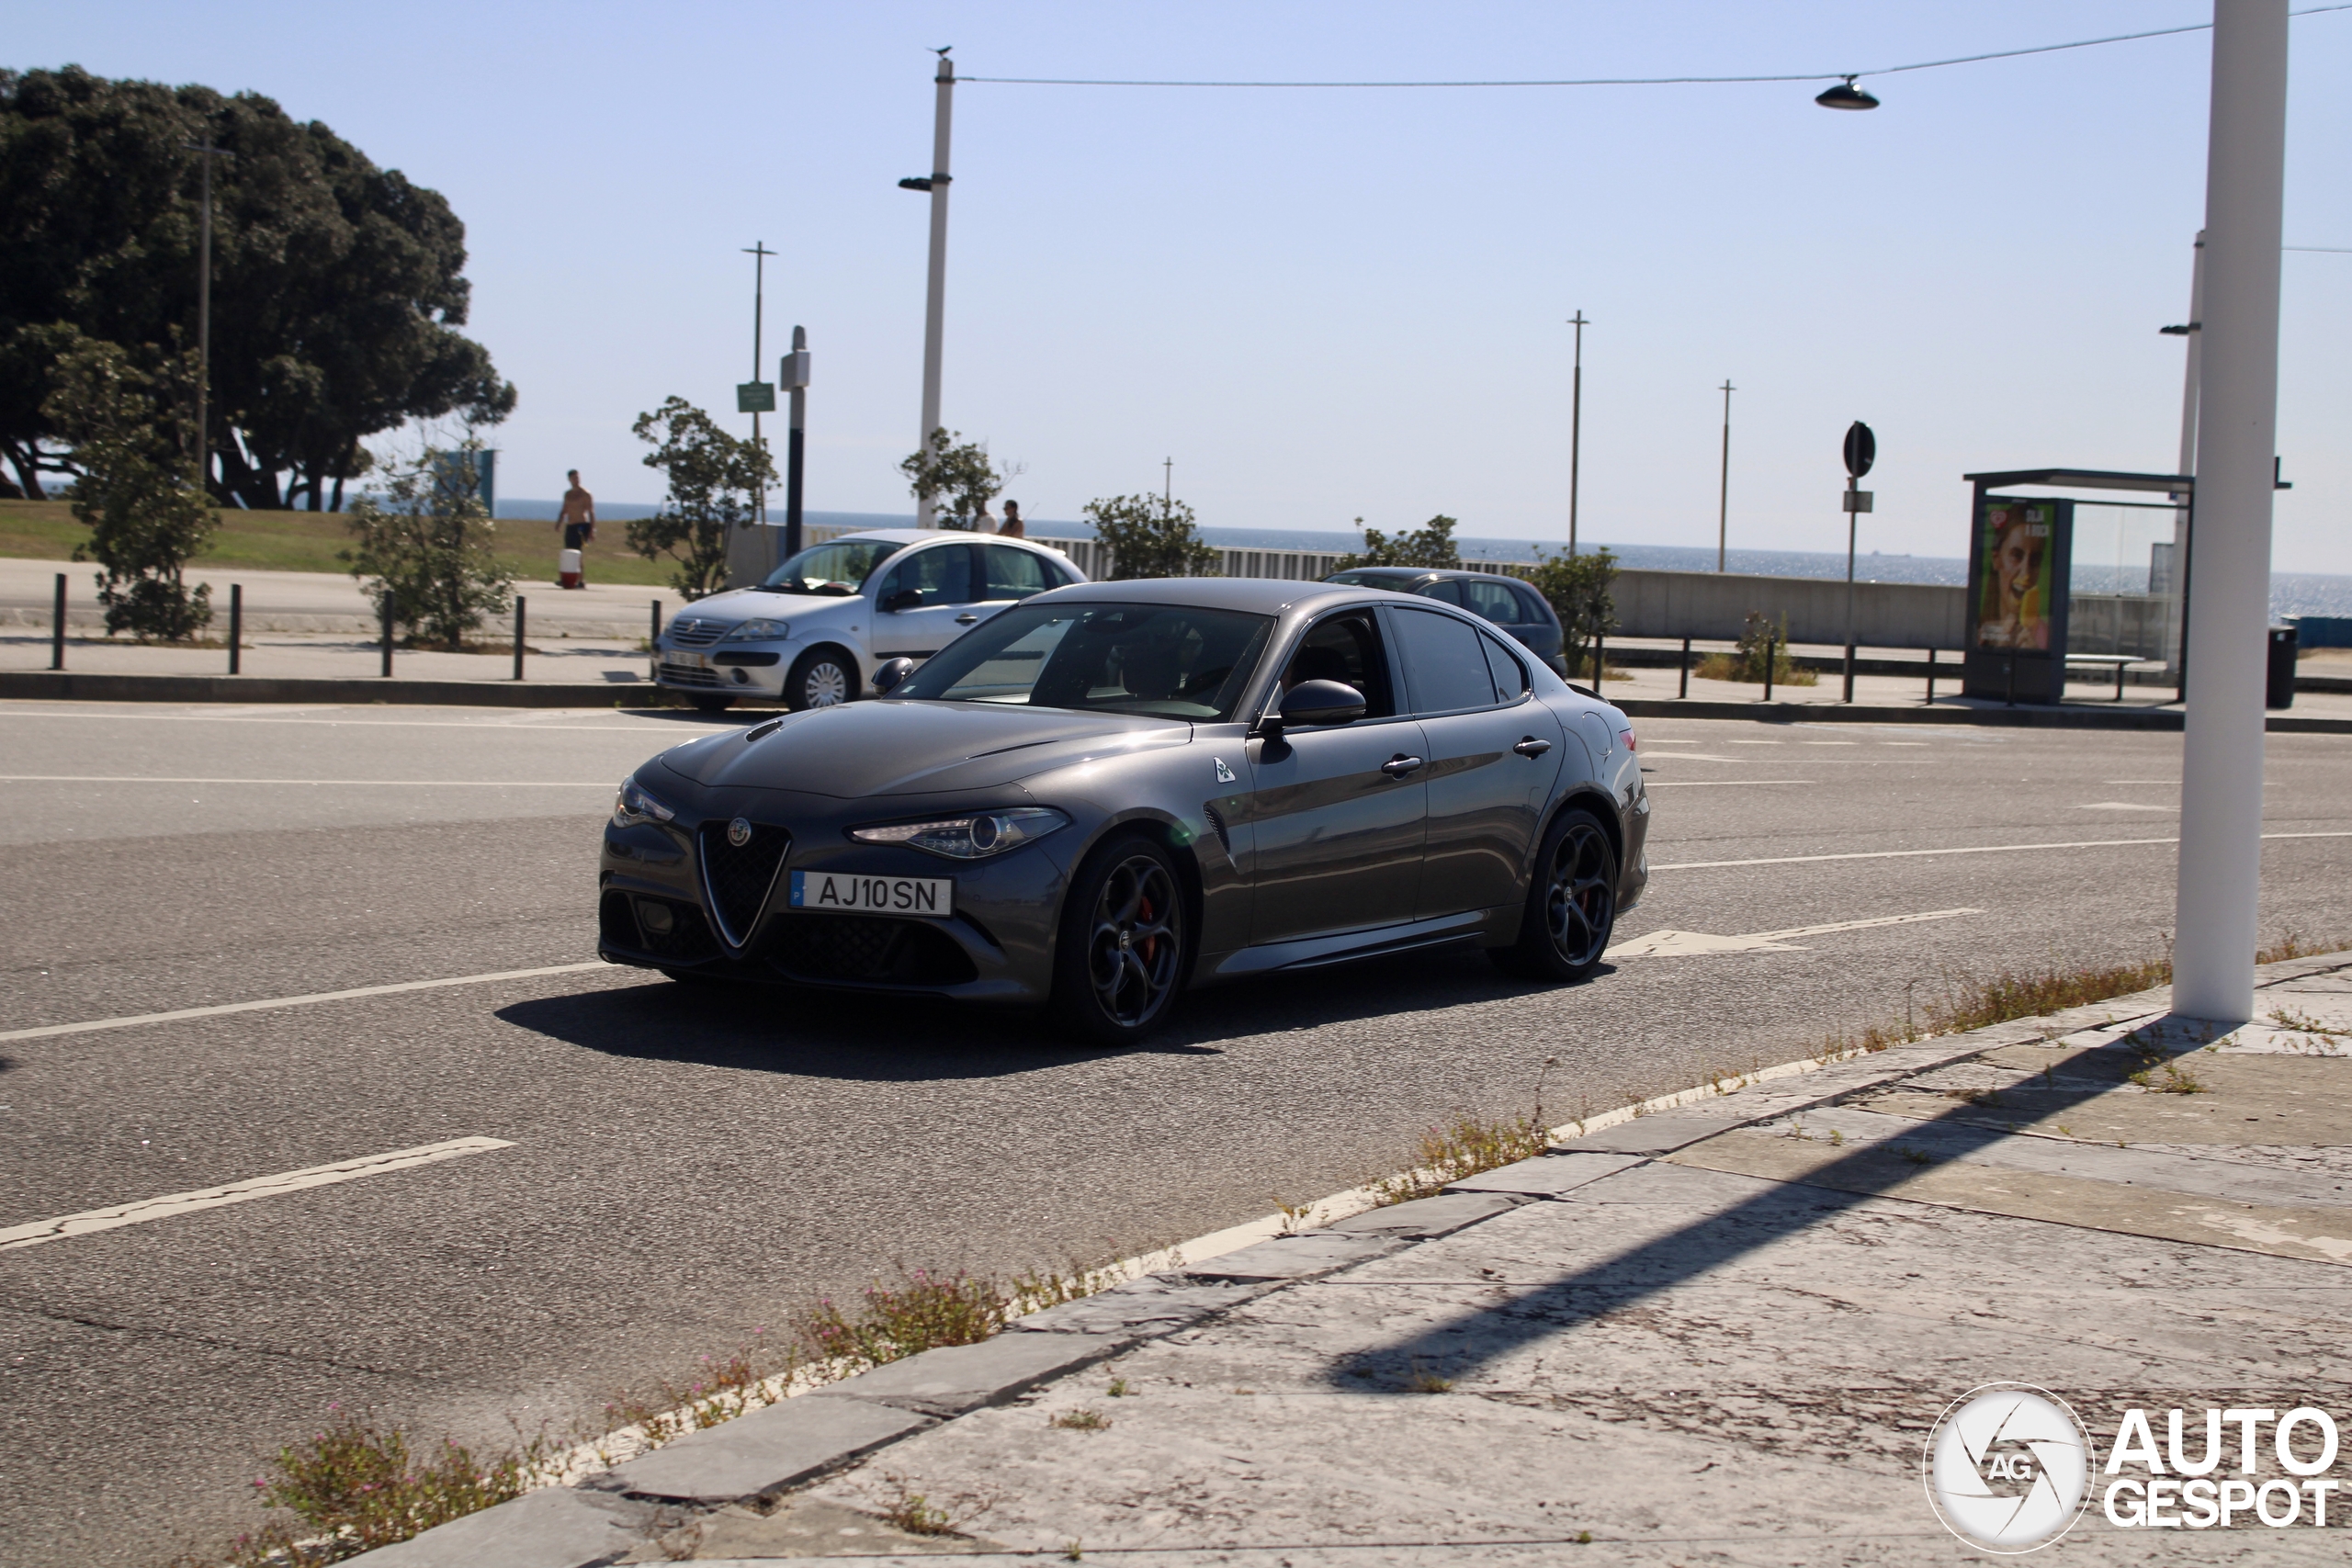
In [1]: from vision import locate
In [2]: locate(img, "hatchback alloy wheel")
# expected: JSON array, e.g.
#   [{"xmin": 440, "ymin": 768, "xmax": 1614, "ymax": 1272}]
[{"xmin": 788, "ymin": 649, "xmax": 854, "ymax": 710}]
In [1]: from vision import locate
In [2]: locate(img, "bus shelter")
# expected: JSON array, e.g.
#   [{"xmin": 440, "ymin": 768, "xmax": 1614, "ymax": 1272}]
[{"xmin": 1959, "ymin": 468, "xmax": 2189, "ymax": 705}]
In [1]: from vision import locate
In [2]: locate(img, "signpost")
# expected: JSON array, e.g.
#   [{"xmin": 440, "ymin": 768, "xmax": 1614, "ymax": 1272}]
[
  {"xmin": 782, "ymin": 328, "xmax": 810, "ymax": 560},
  {"xmin": 1841, "ymin": 421, "xmax": 1875, "ymax": 703}
]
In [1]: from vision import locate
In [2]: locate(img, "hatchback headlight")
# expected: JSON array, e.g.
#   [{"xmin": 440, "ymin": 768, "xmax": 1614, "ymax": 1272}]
[
  {"xmin": 849, "ymin": 807, "xmax": 1069, "ymax": 859},
  {"xmin": 721, "ymin": 618, "xmax": 792, "ymax": 642},
  {"xmin": 612, "ymin": 774, "xmax": 676, "ymax": 828}
]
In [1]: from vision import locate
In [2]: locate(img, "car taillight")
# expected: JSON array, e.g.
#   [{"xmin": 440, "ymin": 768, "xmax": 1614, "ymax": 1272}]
[{"xmin": 1620, "ymin": 728, "xmax": 1637, "ymax": 752}]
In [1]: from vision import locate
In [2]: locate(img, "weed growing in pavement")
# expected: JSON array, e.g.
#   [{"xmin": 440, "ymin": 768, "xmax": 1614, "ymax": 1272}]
[
  {"xmin": 876, "ymin": 1478, "xmax": 956, "ymax": 1536},
  {"xmin": 2130, "ymin": 1061, "xmax": 2210, "ymax": 1095},
  {"xmin": 797, "ymin": 1259, "xmax": 1127, "ymax": 1374},
  {"xmin": 1897, "ymin": 1147, "xmax": 1933, "ymax": 1167},
  {"xmin": 1272, "ymin": 1196, "xmax": 1326, "ymax": 1235},
  {"xmin": 1370, "ymin": 1111, "xmax": 1550, "ymax": 1206},
  {"xmin": 1050, "ymin": 1407, "xmax": 1113, "ymax": 1431},
  {"xmin": 1105, "ymin": 1378, "xmax": 1133, "ymax": 1397},
  {"xmin": 218, "ymin": 1414, "xmax": 555, "ymax": 1566},
  {"xmin": 1407, "ymin": 1361, "xmax": 1454, "ymax": 1393},
  {"xmin": 2271, "ymin": 1005, "xmax": 2352, "ymax": 1038}
]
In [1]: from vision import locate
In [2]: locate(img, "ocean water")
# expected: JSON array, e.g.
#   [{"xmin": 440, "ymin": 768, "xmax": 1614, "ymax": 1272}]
[{"xmin": 494, "ymin": 502, "xmax": 2352, "ymax": 620}]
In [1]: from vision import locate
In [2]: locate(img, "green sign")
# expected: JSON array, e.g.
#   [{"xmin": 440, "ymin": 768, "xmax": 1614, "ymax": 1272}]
[{"xmin": 737, "ymin": 381, "xmax": 775, "ymax": 414}]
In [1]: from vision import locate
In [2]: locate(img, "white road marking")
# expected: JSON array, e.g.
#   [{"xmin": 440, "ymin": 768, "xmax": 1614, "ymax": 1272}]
[
  {"xmin": 1801, "ymin": 740, "xmax": 1857, "ymax": 746},
  {"xmin": 0, "ymin": 962, "xmax": 609, "ymax": 1044},
  {"xmin": 0, "ymin": 776, "xmax": 617, "ymax": 787},
  {"xmin": 0, "ymin": 1137, "xmax": 513, "ymax": 1253},
  {"xmin": 1633, "ymin": 752, "xmax": 1749, "ymax": 762},
  {"xmin": 2078, "ymin": 801, "xmax": 2176, "ymax": 812},
  {"xmin": 0, "ymin": 709, "xmax": 718, "ymax": 734},
  {"xmin": 1611, "ymin": 907, "xmax": 1981, "ymax": 957},
  {"xmin": 1652, "ymin": 829, "xmax": 2352, "ymax": 873},
  {"xmin": 1727, "ymin": 739, "xmax": 1784, "ymax": 745},
  {"xmin": 1643, "ymin": 779, "xmax": 1815, "ymax": 788}
]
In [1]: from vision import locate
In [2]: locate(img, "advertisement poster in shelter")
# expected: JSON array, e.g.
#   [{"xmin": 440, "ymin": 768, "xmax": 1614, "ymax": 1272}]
[{"xmin": 1973, "ymin": 498, "xmax": 2069, "ymax": 651}]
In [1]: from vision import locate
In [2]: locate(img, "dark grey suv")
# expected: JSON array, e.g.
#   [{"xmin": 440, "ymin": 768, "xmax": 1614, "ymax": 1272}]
[{"xmin": 1324, "ymin": 568, "xmax": 1567, "ymax": 676}]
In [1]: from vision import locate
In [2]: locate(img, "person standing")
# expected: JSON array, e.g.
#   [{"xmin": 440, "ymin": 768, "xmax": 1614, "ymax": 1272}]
[
  {"xmin": 972, "ymin": 499, "xmax": 997, "ymax": 535},
  {"xmin": 999, "ymin": 500, "xmax": 1026, "ymax": 539},
  {"xmin": 557, "ymin": 469, "xmax": 596, "ymax": 588}
]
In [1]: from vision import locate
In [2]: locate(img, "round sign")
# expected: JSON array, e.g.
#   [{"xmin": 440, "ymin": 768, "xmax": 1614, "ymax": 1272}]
[
  {"xmin": 1844, "ymin": 420, "xmax": 1876, "ymax": 479},
  {"xmin": 1921, "ymin": 1383, "xmax": 2093, "ymax": 1552}
]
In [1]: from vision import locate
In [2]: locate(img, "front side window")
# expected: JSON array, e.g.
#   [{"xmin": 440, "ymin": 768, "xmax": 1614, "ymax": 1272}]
[
  {"xmin": 876, "ymin": 544, "xmax": 977, "ymax": 608},
  {"xmin": 1389, "ymin": 607, "xmax": 1501, "ymax": 715},
  {"xmin": 1277, "ymin": 611, "xmax": 1397, "ymax": 718},
  {"xmin": 763, "ymin": 539, "xmax": 902, "ymax": 595},
  {"xmin": 895, "ymin": 602, "xmax": 1273, "ymax": 720}
]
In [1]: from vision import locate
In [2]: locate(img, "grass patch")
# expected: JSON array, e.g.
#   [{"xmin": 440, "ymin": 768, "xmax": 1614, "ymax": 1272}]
[
  {"xmin": 1369, "ymin": 1111, "xmax": 1551, "ymax": 1206},
  {"xmin": 218, "ymin": 1416, "xmax": 552, "ymax": 1566},
  {"xmin": 1692, "ymin": 650, "xmax": 1818, "ymax": 686},
  {"xmin": 1049, "ymin": 1408, "xmax": 1113, "ymax": 1431},
  {"xmin": 0, "ymin": 497, "xmax": 678, "ymax": 588},
  {"xmin": 2129, "ymin": 1060, "xmax": 2209, "ymax": 1095}
]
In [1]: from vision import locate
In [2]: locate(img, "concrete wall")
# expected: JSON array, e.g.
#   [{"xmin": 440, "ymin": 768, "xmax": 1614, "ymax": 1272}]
[{"xmin": 1610, "ymin": 568, "xmax": 1968, "ymax": 649}]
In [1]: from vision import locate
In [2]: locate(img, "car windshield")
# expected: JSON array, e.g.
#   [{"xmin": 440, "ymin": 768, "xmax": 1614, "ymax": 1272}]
[
  {"xmin": 894, "ymin": 603, "xmax": 1274, "ymax": 721},
  {"xmin": 762, "ymin": 539, "xmax": 903, "ymax": 595}
]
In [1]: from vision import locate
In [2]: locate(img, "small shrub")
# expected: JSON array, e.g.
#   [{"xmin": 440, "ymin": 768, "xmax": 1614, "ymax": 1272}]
[
  {"xmin": 1050, "ymin": 1408, "xmax": 1112, "ymax": 1430},
  {"xmin": 226, "ymin": 1414, "xmax": 551, "ymax": 1565},
  {"xmin": 1694, "ymin": 614, "xmax": 1816, "ymax": 685}
]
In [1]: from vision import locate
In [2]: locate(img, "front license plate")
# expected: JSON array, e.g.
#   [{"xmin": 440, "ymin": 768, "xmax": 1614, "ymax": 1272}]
[{"xmin": 790, "ymin": 870, "xmax": 955, "ymax": 918}]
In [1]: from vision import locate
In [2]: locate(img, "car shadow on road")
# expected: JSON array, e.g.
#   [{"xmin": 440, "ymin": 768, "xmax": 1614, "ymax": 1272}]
[{"xmin": 498, "ymin": 947, "xmax": 1604, "ymax": 1079}]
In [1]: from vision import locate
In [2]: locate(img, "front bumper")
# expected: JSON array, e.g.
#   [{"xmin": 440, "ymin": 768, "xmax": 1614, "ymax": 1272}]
[
  {"xmin": 598, "ymin": 782, "xmax": 1069, "ymax": 1003},
  {"xmin": 651, "ymin": 639, "xmax": 789, "ymax": 696}
]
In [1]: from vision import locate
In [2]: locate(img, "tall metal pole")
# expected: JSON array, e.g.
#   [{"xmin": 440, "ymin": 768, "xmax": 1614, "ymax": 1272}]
[
  {"xmin": 184, "ymin": 139, "xmax": 232, "ymax": 495},
  {"xmin": 2175, "ymin": 0, "xmax": 2289, "ymax": 1026},
  {"xmin": 1566, "ymin": 311, "xmax": 1588, "ymax": 556},
  {"xmin": 2167, "ymin": 231, "xmax": 2208, "ymax": 672},
  {"xmin": 1163, "ymin": 457, "xmax": 1172, "ymax": 511},
  {"xmin": 1716, "ymin": 379, "xmax": 1735, "ymax": 572},
  {"xmin": 785, "ymin": 324, "xmax": 808, "ymax": 560},
  {"xmin": 916, "ymin": 51, "xmax": 956, "ymax": 528},
  {"xmin": 1843, "ymin": 480, "xmax": 1859, "ymax": 703},
  {"xmin": 744, "ymin": 243, "xmax": 774, "ymax": 525}
]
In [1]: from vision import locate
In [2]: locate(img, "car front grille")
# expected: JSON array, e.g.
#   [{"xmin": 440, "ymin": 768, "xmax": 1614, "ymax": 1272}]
[
  {"xmin": 765, "ymin": 913, "xmax": 978, "ymax": 987},
  {"xmin": 667, "ymin": 616, "xmax": 728, "ymax": 647},
  {"xmin": 697, "ymin": 820, "xmax": 791, "ymax": 946},
  {"xmin": 659, "ymin": 662, "xmax": 723, "ymax": 687}
]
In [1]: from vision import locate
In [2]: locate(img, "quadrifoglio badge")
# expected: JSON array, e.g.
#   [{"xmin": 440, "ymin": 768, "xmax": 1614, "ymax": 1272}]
[{"xmin": 1924, "ymin": 1386, "xmax": 2346, "ymax": 1551}]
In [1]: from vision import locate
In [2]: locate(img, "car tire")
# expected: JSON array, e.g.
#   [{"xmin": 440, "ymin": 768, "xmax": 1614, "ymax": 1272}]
[
  {"xmin": 688, "ymin": 694, "xmax": 734, "ymax": 714},
  {"xmin": 786, "ymin": 647, "xmax": 857, "ymax": 711},
  {"xmin": 1491, "ymin": 806, "xmax": 1618, "ymax": 982},
  {"xmin": 1047, "ymin": 831, "xmax": 1188, "ymax": 1046}
]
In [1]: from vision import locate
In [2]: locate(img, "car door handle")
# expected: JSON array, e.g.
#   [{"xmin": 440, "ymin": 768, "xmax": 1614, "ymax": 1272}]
[
  {"xmin": 1381, "ymin": 755, "xmax": 1425, "ymax": 777},
  {"xmin": 955, "ymin": 613, "xmax": 978, "ymax": 624},
  {"xmin": 1513, "ymin": 737, "xmax": 1554, "ymax": 758}
]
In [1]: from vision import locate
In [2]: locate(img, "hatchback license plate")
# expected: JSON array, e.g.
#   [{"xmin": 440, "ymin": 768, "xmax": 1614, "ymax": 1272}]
[{"xmin": 790, "ymin": 871, "xmax": 955, "ymax": 918}]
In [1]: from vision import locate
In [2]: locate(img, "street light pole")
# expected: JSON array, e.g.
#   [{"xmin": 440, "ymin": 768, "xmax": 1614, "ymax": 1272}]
[
  {"xmin": 2176, "ymin": 0, "xmax": 2289, "ymax": 1026},
  {"xmin": 744, "ymin": 242, "xmax": 774, "ymax": 525},
  {"xmin": 2165, "ymin": 231, "xmax": 2208, "ymax": 672},
  {"xmin": 1566, "ymin": 311, "xmax": 1588, "ymax": 556},
  {"xmin": 785, "ymin": 324, "xmax": 808, "ymax": 560},
  {"xmin": 1716, "ymin": 379, "xmax": 1735, "ymax": 572},
  {"xmin": 914, "ymin": 51, "xmax": 956, "ymax": 528}
]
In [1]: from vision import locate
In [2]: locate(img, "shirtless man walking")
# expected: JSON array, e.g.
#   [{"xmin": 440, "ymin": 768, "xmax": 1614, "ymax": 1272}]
[{"xmin": 557, "ymin": 469, "xmax": 596, "ymax": 587}]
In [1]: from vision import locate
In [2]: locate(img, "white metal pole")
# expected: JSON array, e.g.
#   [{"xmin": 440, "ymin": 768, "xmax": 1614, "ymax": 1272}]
[
  {"xmin": 916, "ymin": 53, "xmax": 955, "ymax": 529},
  {"xmin": 2175, "ymin": 0, "xmax": 2288, "ymax": 1026},
  {"xmin": 2167, "ymin": 232, "xmax": 2207, "ymax": 670}
]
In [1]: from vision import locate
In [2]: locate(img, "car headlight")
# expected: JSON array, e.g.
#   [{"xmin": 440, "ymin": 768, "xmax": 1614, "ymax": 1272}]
[
  {"xmin": 720, "ymin": 618, "xmax": 792, "ymax": 642},
  {"xmin": 848, "ymin": 807, "xmax": 1069, "ymax": 859},
  {"xmin": 612, "ymin": 774, "xmax": 677, "ymax": 828}
]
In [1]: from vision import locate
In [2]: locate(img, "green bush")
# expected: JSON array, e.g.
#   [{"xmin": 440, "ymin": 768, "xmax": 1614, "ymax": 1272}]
[
  {"xmin": 1086, "ymin": 493, "xmax": 1216, "ymax": 579},
  {"xmin": 341, "ymin": 444, "xmax": 511, "ymax": 648}
]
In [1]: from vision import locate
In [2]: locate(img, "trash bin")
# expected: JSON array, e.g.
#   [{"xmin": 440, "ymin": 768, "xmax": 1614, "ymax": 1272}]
[
  {"xmin": 2267, "ymin": 625, "xmax": 2298, "ymax": 709},
  {"xmin": 559, "ymin": 547, "xmax": 583, "ymax": 590}
]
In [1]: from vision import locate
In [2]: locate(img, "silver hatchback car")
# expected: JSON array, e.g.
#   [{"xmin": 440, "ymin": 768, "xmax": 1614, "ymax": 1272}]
[{"xmin": 652, "ymin": 529, "xmax": 1089, "ymax": 712}]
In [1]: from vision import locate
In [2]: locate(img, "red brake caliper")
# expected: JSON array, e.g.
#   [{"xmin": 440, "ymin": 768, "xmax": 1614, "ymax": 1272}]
[{"xmin": 1136, "ymin": 893, "xmax": 1157, "ymax": 964}]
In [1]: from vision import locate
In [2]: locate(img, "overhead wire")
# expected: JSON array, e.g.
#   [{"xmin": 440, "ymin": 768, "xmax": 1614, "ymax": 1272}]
[{"xmin": 961, "ymin": 4, "xmax": 2352, "ymax": 89}]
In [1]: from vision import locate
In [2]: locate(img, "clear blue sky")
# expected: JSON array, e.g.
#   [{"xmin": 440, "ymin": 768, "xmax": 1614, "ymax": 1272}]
[{"xmin": 14, "ymin": 3, "xmax": 2351, "ymax": 570}]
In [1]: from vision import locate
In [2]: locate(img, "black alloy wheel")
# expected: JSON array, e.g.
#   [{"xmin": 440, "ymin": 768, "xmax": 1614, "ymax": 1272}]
[
  {"xmin": 787, "ymin": 648, "xmax": 857, "ymax": 711},
  {"xmin": 1493, "ymin": 807, "xmax": 1618, "ymax": 981},
  {"xmin": 689, "ymin": 693, "xmax": 734, "ymax": 714},
  {"xmin": 1049, "ymin": 833, "xmax": 1187, "ymax": 1044}
]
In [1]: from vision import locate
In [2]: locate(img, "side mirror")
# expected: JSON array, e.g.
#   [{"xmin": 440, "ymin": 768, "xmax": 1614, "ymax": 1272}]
[
  {"xmin": 1279, "ymin": 679, "xmax": 1367, "ymax": 727},
  {"xmin": 872, "ymin": 656, "xmax": 917, "ymax": 694},
  {"xmin": 881, "ymin": 589, "xmax": 922, "ymax": 613}
]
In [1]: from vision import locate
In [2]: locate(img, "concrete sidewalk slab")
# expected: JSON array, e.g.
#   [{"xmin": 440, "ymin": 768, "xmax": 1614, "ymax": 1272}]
[{"xmin": 603, "ymin": 1399, "xmax": 934, "ymax": 1506}]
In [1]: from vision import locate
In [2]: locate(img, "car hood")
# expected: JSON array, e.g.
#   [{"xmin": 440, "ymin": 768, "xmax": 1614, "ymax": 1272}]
[
  {"xmin": 657, "ymin": 702, "xmax": 1192, "ymax": 798},
  {"xmin": 666, "ymin": 588, "xmax": 852, "ymax": 629}
]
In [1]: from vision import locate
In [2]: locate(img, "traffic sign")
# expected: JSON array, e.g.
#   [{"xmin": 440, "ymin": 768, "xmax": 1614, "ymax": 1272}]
[
  {"xmin": 737, "ymin": 381, "xmax": 776, "ymax": 414},
  {"xmin": 1843, "ymin": 421, "xmax": 1875, "ymax": 479}
]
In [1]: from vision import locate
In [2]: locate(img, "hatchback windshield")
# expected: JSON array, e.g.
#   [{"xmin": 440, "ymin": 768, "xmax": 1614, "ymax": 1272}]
[
  {"xmin": 894, "ymin": 603, "xmax": 1274, "ymax": 721},
  {"xmin": 762, "ymin": 539, "xmax": 903, "ymax": 595}
]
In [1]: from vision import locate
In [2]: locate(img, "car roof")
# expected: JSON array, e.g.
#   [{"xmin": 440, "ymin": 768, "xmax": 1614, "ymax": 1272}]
[
  {"xmin": 827, "ymin": 528, "xmax": 1062, "ymax": 549},
  {"xmin": 1329, "ymin": 565, "xmax": 1533, "ymax": 586},
  {"xmin": 1042, "ymin": 577, "xmax": 1368, "ymax": 614}
]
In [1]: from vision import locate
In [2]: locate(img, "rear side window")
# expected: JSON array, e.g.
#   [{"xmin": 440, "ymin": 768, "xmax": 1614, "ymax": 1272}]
[
  {"xmin": 1458, "ymin": 578, "xmax": 1525, "ymax": 625},
  {"xmin": 1389, "ymin": 607, "xmax": 1500, "ymax": 714},
  {"xmin": 1479, "ymin": 630, "xmax": 1531, "ymax": 698},
  {"xmin": 1414, "ymin": 578, "xmax": 1464, "ymax": 606},
  {"xmin": 1513, "ymin": 584, "xmax": 1557, "ymax": 626},
  {"xmin": 984, "ymin": 544, "xmax": 1056, "ymax": 600}
]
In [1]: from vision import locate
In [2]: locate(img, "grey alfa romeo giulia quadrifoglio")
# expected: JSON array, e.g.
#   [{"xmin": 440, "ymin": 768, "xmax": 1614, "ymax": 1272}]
[{"xmin": 598, "ymin": 578, "xmax": 1648, "ymax": 1043}]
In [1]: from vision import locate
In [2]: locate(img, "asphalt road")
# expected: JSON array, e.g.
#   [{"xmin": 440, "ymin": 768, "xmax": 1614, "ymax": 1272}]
[{"xmin": 2, "ymin": 699, "xmax": 2347, "ymax": 1565}]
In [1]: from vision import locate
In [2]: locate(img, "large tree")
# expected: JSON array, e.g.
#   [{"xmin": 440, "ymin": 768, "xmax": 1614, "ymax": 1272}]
[{"xmin": 0, "ymin": 65, "xmax": 513, "ymax": 508}]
